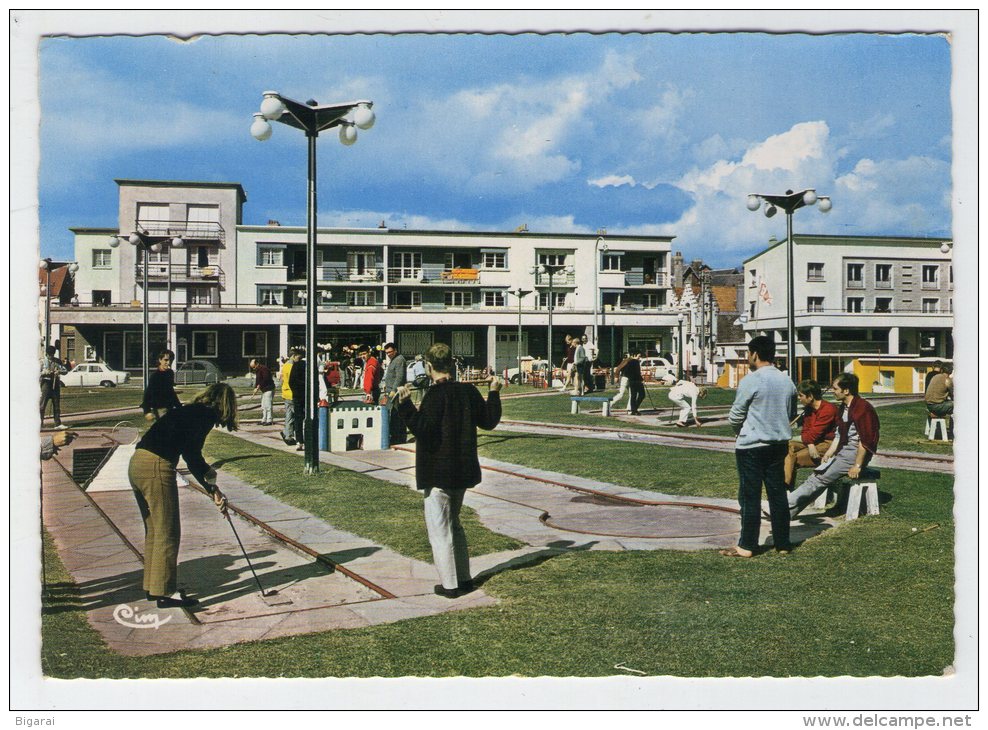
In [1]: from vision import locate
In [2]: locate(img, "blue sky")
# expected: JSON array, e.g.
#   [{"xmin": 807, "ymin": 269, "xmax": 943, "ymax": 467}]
[{"xmin": 38, "ymin": 31, "xmax": 952, "ymax": 267}]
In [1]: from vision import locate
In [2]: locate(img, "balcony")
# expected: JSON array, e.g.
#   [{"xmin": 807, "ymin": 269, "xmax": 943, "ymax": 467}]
[
  {"xmin": 623, "ymin": 271, "xmax": 669, "ymax": 287},
  {"xmin": 137, "ymin": 218, "xmax": 225, "ymax": 245},
  {"xmin": 819, "ymin": 341, "xmax": 887, "ymax": 354},
  {"xmin": 289, "ymin": 266, "xmax": 384, "ymax": 283},
  {"xmin": 388, "ymin": 265, "xmax": 481, "ymax": 285},
  {"xmin": 533, "ymin": 271, "xmax": 576, "ymax": 287},
  {"xmin": 136, "ymin": 262, "xmax": 225, "ymax": 288}
]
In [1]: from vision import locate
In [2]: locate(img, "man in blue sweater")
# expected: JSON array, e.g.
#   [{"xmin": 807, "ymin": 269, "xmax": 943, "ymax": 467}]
[{"xmin": 722, "ymin": 335, "xmax": 797, "ymax": 557}]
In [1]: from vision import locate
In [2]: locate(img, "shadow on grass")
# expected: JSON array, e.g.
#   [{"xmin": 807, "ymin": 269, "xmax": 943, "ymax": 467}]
[
  {"xmin": 209, "ymin": 454, "xmax": 270, "ymax": 468},
  {"xmin": 480, "ymin": 433, "xmax": 564, "ymax": 447},
  {"xmin": 472, "ymin": 539, "xmax": 597, "ymax": 588}
]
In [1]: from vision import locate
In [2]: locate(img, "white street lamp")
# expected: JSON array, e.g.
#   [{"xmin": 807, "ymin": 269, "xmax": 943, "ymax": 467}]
[
  {"xmin": 252, "ymin": 91, "xmax": 376, "ymax": 474},
  {"xmin": 593, "ymin": 236, "xmax": 608, "ymax": 345},
  {"xmin": 746, "ymin": 188, "xmax": 833, "ymax": 383}
]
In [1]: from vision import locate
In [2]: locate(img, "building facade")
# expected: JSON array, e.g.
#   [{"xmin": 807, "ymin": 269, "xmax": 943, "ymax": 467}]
[
  {"xmin": 741, "ymin": 234, "xmax": 953, "ymax": 390},
  {"xmin": 56, "ymin": 179, "xmax": 686, "ymax": 377}
]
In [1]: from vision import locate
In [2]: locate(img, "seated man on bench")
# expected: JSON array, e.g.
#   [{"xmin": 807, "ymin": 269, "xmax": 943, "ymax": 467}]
[
  {"xmin": 788, "ymin": 373, "xmax": 880, "ymax": 518},
  {"xmin": 784, "ymin": 379, "xmax": 839, "ymax": 490}
]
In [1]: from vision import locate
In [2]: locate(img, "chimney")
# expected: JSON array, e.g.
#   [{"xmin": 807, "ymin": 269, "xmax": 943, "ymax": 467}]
[{"xmin": 671, "ymin": 251, "xmax": 684, "ymax": 282}]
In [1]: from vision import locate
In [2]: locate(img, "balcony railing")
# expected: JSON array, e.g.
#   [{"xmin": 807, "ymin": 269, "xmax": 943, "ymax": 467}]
[
  {"xmin": 819, "ymin": 341, "xmax": 888, "ymax": 354},
  {"xmin": 137, "ymin": 218, "xmax": 225, "ymax": 244},
  {"xmin": 135, "ymin": 263, "xmax": 225, "ymax": 288},
  {"xmin": 387, "ymin": 265, "xmax": 481, "ymax": 284},
  {"xmin": 533, "ymin": 271, "xmax": 576, "ymax": 287},
  {"xmin": 289, "ymin": 266, "xmax": 385, "ymax": 283},
  {"xmin": 623, "ymin": 271, "xmax": 669, "ymax": 287}
]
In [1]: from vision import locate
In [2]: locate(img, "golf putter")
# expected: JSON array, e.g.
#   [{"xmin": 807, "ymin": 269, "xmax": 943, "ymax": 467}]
[{"xmin": 223, "ymin": 510, "xmax": 293, "ymax": 607}]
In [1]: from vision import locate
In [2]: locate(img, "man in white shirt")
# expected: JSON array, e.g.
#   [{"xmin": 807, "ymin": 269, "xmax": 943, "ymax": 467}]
[
  {"xmin": 581, "ymin": 334, "xmax": 598, "ymax": 393},
  {"xmin": 662, "ymin": 373, "xmax": 706, "ymax": 427}
]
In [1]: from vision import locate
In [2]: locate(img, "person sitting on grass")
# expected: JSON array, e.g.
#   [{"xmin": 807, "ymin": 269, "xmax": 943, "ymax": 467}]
[
  {"xmin": 783, "ymin": 379, "xmax": 839, "ymax": 490},
  {"xmin": 395, "ymin": 343, "xmax": 503, "ymax": 599},
  {"xmin": 128, "ymin": 383, "xmax": 235, "ymax": 608},
  {"xmin": 788, "ymin": 373, "xmax": 880, "ymax": 519}
]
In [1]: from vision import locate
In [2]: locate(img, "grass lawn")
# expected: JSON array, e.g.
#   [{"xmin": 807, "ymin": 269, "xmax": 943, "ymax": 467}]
[{"xmin": 41, "ymin": 419, "xmax": 954, "ymax": 678}]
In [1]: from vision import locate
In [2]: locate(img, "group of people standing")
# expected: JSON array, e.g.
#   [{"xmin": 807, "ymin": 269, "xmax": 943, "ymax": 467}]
[{"xmin": 559, "ymin": 334, "xmax": 598, "ymax": 395}]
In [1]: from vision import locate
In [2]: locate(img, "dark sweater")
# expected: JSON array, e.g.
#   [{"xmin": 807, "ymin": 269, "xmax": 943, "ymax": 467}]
[
  {"xmin": 135, "ymin": 403, "xmax": 216, "ymax": 483},
  {"xmin": 288, "ymin": 359, "xmax": 306, "ymax": 404},
  {"xmin": 254, "ymin": 364, "xmax": 274, "ymax": 392},
  {"xmin": 622, "ymin": 359, "xmax": 643, "ymax": 382},
  {"xmin": 141, "ymin": 368, "xmax": 181, "ymax": 413},
  {"xmin": 397, "ymin": 380, "xmax": 501, "ymax": 490}
]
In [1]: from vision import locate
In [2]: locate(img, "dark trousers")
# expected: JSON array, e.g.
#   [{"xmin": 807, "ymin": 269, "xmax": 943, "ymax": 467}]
[
  {"xmin": 388, "ymin": 402, "xmax": 407, "ymax": 445},
  {"xmin": 40, "ymin": 379, "xmax": 61, "ymax": 425},
  {"xmin": 735, "ymin": 443, "xmax": 791, "ymax": 552},
  {"xmin": 580, "ymin": 361, "xmax": 594, "ymax": 391},
  {"xmin": 628, "ymin": 381, "xmax": 645, "ymax": 414},
  {"xmin": 292, "ymin": 398, "xmax": 305, "ymax": 444}
]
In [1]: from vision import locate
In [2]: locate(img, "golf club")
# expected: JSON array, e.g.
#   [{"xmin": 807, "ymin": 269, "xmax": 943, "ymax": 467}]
[{"xmin": 223, "ymin": 508, "xmax": 278, "ymax": 598}]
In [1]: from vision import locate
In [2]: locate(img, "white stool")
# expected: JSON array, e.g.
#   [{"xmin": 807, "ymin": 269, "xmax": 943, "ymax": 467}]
[
  {"xmin": 845, "ymin": 467, "xmax": 881, "ymax": 521},
  {"xmin": 811, "ymin": 485, "xmax": 836, "ymax": 510},
  {"xmin": 928, "ymin": 417, "xmax": 949, "ymax": 442}
]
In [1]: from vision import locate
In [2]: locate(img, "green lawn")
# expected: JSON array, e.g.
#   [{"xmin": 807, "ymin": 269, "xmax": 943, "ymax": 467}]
[{"xmin": 41, "ymin": 420, "xmax": 954, "ymax": 678}]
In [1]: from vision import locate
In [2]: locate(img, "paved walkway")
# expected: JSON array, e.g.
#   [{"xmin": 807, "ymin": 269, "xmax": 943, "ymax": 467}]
[{"xmin": 42, "ymin": 419, "xmax": 844, "ymax": 657}]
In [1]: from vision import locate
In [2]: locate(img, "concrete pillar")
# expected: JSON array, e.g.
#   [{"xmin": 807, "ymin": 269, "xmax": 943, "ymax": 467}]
[
  {"xmin": 888, "ymin": 327, "xmax": 900, "ymax": 355},
  {"xmin": 810, "ymin": 326, "xmax": 822, "ymax": 356},
  {"xmin": 279, "ymin": 324, "xmax": 289, "ymax": 357},
  {"xmin": 486, "ymin": 325, "xmax": 497, "ymax": 370},
  {"xmin": 385, "ymin": 324, "xmax": 396, "ymax": 344}
]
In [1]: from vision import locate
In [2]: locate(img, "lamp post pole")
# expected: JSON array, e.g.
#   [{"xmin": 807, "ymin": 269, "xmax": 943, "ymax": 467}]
[
  {"xmin": 531, "ymin": 263, "xmax": 572, "ymax": 379},
  {"xmin": 41, "ymin": 258, "xmax": 52, "ymax": 350},
  {"xmin": 252, "ymin": 92, "xmax": 375, "ymax": 474},
  {"xmin": 747, "ymin": 189, "xmax": 832, "ymax": 383},
  {"xmin": 677, "ymin": 312, "xmax": 684, "ymax": 380},
  {"xmin": 508, "ymin": 288, "xmax": 531, "ymax": 384},
  {"xmin": 593, "ymin": 236, "xmax": 607, "ymax": 345}
]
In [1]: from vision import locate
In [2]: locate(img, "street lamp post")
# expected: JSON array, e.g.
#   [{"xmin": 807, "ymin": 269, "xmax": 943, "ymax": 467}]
[
  {"xmin": 592, "ymin": 236, "xmax": 608, "ymax": 345},
  {"xmin": 677, "ymin": 312, "xmax": 684, "ymax": 380},
  {"xmin": 108, "ymin": 230, "xmax": 184, "ymax": 387},
  {"xmin": 507, "ymin": 288, "xmax": 532, "ymax": 384},
  {"xmin": 746, "ymin": 189, "xmax": 832, "ymax": 383},
  {"xmin": 252, "ymin": 91, "xmax": 375, "ymax": 474},
  {"xmin": 40, "ymin": 258, "xmax": 52, "ymax": 350},
  {"xmin": 529, "ymin": 262, "xmax": 574, "ymax": 380}
]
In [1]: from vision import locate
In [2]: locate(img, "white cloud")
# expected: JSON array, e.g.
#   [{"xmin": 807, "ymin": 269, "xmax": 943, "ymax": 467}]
[
  {"xmin": 740, "ymin": 121, "xmax": 829, "ymax": 173},
  {"xmin": 589, "ymin": 174, "xmax": 636, "ymax": 188}
]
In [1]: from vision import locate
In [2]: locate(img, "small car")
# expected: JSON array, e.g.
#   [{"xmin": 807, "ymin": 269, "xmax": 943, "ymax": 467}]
[
  {"xmin": 61, "ymin": 362, "xmax": 130, "ymax": 388},
  {"xmin": 174, "ymin": 359, "xmax": 223, "ymax": 385},
  {"xmin": 638, "ymin": 356, "xmax": 675, "ymax": 381}
]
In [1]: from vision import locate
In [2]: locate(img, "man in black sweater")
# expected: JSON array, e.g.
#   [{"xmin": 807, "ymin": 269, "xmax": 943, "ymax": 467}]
[
  {"xmin": 141, "ymin": 349, "xmax": 181, "ymax": 421},
  {"xmin": 287, "ymin": 348, "xmax": 306, "ymax": 451},
  {"xmin": 396, "ymin": 343, "xmax": 502, "ymax": 598}
]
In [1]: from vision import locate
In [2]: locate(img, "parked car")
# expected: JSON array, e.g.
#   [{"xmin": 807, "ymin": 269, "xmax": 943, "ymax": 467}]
[
  {"xmin": 639, "ymin": 356, "xmax": 675, "ymax": 381},
  {"xmin": 61, "ymin": 362, "xmax": 130, "ymax": 388},
  {"xmin": 174, "ymin": 359, "xmax": 223, "ymax": 385}
]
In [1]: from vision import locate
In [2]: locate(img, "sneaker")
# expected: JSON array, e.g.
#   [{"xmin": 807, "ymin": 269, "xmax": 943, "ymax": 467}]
[
  {"xmin": 281, "ymin": 435, "xmax": 296, "ymax": 446},
  {"xmin": 296, "ymin": 444, "xmax": 305, "ymax": 451},
  {"xmin": 54, "ymin": 424, "xmax": 68, "ymax": 430}
]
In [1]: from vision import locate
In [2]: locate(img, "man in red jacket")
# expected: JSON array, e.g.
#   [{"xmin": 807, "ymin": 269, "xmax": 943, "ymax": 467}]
[
  {"xmin": 784, "ymin": 380, "xmax": 839, "ymax": 490},
  {"xmin": 396, "ymin": 342, "xmax": 503, "ymax": 599},
  {"xmin": 788, "ymin": 373, "xmax": 880, "ymax": 518},
  {"xmin": 359, "ymin": 345, "xmax": 382, "ymax": 404}
]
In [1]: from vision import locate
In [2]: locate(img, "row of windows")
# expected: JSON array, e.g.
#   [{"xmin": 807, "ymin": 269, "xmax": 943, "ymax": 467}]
[
  {"xmin": 748, "ymin": 297, "xmax": 951, "ymax": 317},
  {"xmin": 254, "ymin": 288, "xmax": 667, "ymax": 309},
  {"xmin": 752, "ymin": 262, "xmax": 952, "ymax": 287},
  {"xmin": 256, "ymin": 248, "xmax": 510, "ymax": 270}
]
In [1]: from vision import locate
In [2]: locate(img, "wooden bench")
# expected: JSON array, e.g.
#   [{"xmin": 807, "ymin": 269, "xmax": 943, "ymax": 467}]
[
  {"xmin": 570, "ymin": 395, "xmax": 612, "ymax": 416},
  {"xmin": 811, "ymin": 466, "xmax": 881, "ymax": 520}
]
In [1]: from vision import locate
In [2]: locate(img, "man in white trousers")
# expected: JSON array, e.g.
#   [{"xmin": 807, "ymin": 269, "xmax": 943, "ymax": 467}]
[{"xmin": 662, "ymin": 373, "xmax": 706, "ymax": 427}]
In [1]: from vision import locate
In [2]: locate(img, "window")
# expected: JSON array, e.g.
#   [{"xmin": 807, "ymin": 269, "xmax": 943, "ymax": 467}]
[
  {"xmin": 92, "ymin": 290, "xmax": 111, "ymax": 306},
  {"xmin": 258, "ymin": 287, "xmax": 284, "ymax": 306},
  {"xmin": 749, "ymin": 301, "xmax": 756, "ymax": 318},
  {"xmin": 92, "ymin": 249, "xmax": 112, "ymax": 268},
  {"xmin": 445, "ymin": 252, "xmax": 472, "ymax": 269},
  {"xmin": 243, "ymin": 331, "xmax": 267, "ymax": 357},
  {"xmin": 922, "ymin": 298, "xmax": 939, "ymax": 313},
  {"xmin": 444, "ymin": 291, "xmax": 473, "ymax": 308},
  {"xmin": 948, "ymin": 298, "xmax": 953, "ymax": 313},
  {"xmin": 392, "ymin": 291, "xmax": 421, "ymax": 309},
  {"xmin": 188, "ymin": 287, "xmax": 213, "ymax": 305},
  {"xmin": 539, "ymin": 253, "xmax": 566, "ymax": 267},
  {"xmin": 807, "ymin": 297, "xmax": 824, "ymax": 313},
  {"xmin": 391, "ymin": 252, "xmax": 420, "ymax": 279},
  {"xmin": 643, "ymin": 293, "xmax": 660, "ymax": 309},
  {"xmin": 347, "ymin": 290, "xmax": 377, "ymax": 306},
  {"xmin": 187, "ymin": 204, "xmax": 219, "ymax": 223},
  {"xmin": 874, "ymin": 297, "xmax": 892, "ymax": 313},
  {"xmin": 749, "ymin": 269, "xmax": 757, "ymax": 287},
  {"xmin": 875, "ymin": 264, "xmax": 892, "ymax": 288},
  {"xmin": 538, "ymin": 292, "xmax": 566, "ymax": 309},
  {"xmin": 258, "ymin": 247, "xmax": 284, "ymax": 266},
  {"xmin": 846, "ymin": 263, "xmax": 864, "ymax": 287},
  {"xmin": 192, "ymin": 331, "xmax": 217, "ymax": 358},
  {"xmin": 949, "ymin": 265, "xmax": 953, "ymax": 288},
  {"xmin": 846, "ymin": 297, "xmax": 863, "ymax": 313},
  {"xmin": 452, "ymin": 331, "xmax": 474, "ymax": 357},
  {"xmin": 807, "ymin": 262, "xmax": 824, "ymax": 281},
  {"xmin": 481, "ymin": 251, "xmax": 507, "ymax": 269},
  {"xmin": 922, "ymin": 265, "xmax": 939, "ymax": 288},
  {"xmin": 879, "ymin": 370, "xmax": 894, "ymax": 389},
  {"xmin": 484, "ymin": 291, "xmax": 506, "ymax": 307},
  {"xmin": 602, "ymin": 254, "xmax": 623, "ymax": 272},
  {"xmin": 137, "ymin": 203, "xmax": 169, "ymax": 226}
]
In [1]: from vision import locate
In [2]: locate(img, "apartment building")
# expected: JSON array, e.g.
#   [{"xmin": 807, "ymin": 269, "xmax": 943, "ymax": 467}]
[
  {"xmin": 742, "ymin": 234, "xmax": 953, "ymax": 390},
  {"xmin": 57, "ymin": 180, "xmax": 682, "ymax": 375}
]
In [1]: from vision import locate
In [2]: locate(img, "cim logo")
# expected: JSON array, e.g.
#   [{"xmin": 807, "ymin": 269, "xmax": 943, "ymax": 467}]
[{"xmin": 113, "ymin": 603, "xmax": 172, "ymax": 629}]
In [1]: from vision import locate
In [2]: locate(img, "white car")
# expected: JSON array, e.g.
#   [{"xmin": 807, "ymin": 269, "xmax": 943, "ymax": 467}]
[
  {"xmin": 639, "ymin": 356, "xmax": 675, "ymax": 381},
  {"xmin": 61, "ymin": 362, "xmax": 130, "ymax": 387}
]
